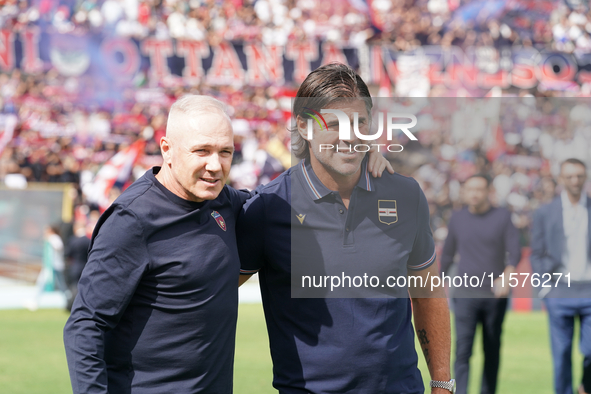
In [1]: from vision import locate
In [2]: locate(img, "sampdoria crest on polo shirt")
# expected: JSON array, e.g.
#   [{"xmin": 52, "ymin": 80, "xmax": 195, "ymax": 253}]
[
  {"xmin": 211, "ymin": 211, "xmax": 227, "ymax": 231},
  {"xmin": 378, "ymin": 200, "xmax": 398, "ymax": 225}
]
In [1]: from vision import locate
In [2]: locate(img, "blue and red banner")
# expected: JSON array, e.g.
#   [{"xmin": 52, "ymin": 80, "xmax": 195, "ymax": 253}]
[{"xmin": 2, "ymin": 28, "xmax": 590, "ymax": 94}]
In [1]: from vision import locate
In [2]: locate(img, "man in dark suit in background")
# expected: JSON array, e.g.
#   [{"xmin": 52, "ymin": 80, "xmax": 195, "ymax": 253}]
[
  {"xmin": 64, "ymin": 218, "xmax": 91, "ymax": 311},
  {"xmin": 531, "ymin": 158, "xmax": 591, "ymax": 394}
]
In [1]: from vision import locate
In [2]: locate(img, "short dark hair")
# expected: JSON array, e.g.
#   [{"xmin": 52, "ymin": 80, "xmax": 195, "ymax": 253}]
[
  {"xmin": 48, "ymin": 223, "xmax": 61, "ymax": 236},
  {"xmin": 292, "ymin": 63, "xmax": 372, "ymax": 159},
  {"xmin": 465, "ymin": 173, "xmax": 492, "ymax": 187},
  {"xmin": 561, "ymin": 158, "xmax": 586, "ymax": 171}
]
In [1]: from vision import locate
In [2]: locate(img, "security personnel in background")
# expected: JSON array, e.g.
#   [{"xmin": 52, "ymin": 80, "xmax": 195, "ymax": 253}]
[{"xmin": 237, "ymin": 63, "xmax": 454, "ymax": 394}]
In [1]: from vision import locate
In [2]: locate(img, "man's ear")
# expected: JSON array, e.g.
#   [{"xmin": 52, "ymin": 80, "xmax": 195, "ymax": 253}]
[
  {"xmin": 160, "ymin": 136, "xmax": 172, "ymax": 165},
  {"xmin": 296, "ymin": 115, "xmax": 310, "ymax": 142}
]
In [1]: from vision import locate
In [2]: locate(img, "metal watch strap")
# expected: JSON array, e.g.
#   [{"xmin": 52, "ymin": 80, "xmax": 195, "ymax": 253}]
[{"xmin": 430, "ymin": 379, "xmax": 456, "ymax": 393}]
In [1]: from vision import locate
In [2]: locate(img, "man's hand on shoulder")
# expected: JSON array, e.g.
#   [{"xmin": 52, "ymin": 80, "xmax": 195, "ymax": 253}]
[{"xmin": 367, "ymin": 149, "xmax": 394, "ymax": 178}]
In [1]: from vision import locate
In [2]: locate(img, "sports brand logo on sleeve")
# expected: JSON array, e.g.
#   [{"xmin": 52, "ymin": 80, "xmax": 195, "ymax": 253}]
[
  {"xmin": 378, "ymin": 200, "xmax": 398, "ymax": 225},
  {"xmin": 211, "ymin": 211, "xmax": 227, "ymax": 231}
]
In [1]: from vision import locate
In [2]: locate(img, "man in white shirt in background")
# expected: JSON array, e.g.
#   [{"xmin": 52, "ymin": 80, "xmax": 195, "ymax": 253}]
[{"xmin": 531, "ymin": 158, "xmax": 591, "ymax": 394}]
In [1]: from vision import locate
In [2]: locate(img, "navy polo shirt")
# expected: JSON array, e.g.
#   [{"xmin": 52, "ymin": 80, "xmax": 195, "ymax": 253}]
[
  {"xmin": 237, "ymin": 158, "xmax": 436, "ymax": 394},
  {"xmin": 64, "ymin": 167, "xmax": 248, "ymax": 394}
]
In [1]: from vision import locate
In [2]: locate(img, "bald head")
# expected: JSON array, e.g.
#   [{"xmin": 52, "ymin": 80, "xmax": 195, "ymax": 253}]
[
  {"xmin": 166, "ymin": 95, "xmax": 231, "ymax": 144},
  {"xmin": 156, "ymin": 94, "xmax": 235, "ymax": 202}
]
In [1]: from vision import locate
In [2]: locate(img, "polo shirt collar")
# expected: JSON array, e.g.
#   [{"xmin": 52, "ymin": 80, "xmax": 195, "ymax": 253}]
[{"xmin": 299, "ymin": 156, "xmax": 374, "ymax": 201}]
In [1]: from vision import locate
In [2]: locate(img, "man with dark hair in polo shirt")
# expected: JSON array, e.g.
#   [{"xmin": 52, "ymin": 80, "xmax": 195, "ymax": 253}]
[{"xmin": 237, "ymin": 63, "xmax": 453, "ymax": 393}]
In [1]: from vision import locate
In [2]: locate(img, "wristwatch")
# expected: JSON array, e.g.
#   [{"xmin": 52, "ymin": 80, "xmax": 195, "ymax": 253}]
[{"xmin": 430, "ymin": 379, "xmax": 456, "ymax": 393}]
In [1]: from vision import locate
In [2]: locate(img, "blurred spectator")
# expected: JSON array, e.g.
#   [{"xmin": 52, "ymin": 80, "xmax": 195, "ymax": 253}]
[
  {"xmin": 64, "ymin": 218, "xmax": 91, "ymax": 311},
  {"xmin": 25, "ymin": 224, "xmax": 70, "ymax": 311},
  {"xmin": 65, "ymin": 219, "xmax": 91, "ymax": 288}
]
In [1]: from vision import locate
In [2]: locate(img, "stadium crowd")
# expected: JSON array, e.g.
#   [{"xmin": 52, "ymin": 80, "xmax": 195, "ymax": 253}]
[
  {"xmin": 1, "ymin": 0, "xmax": 591, "ymax": 247},
  {"xmin": 0, "ymin": 0, "xmax": 576, "ymax": 49}
]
